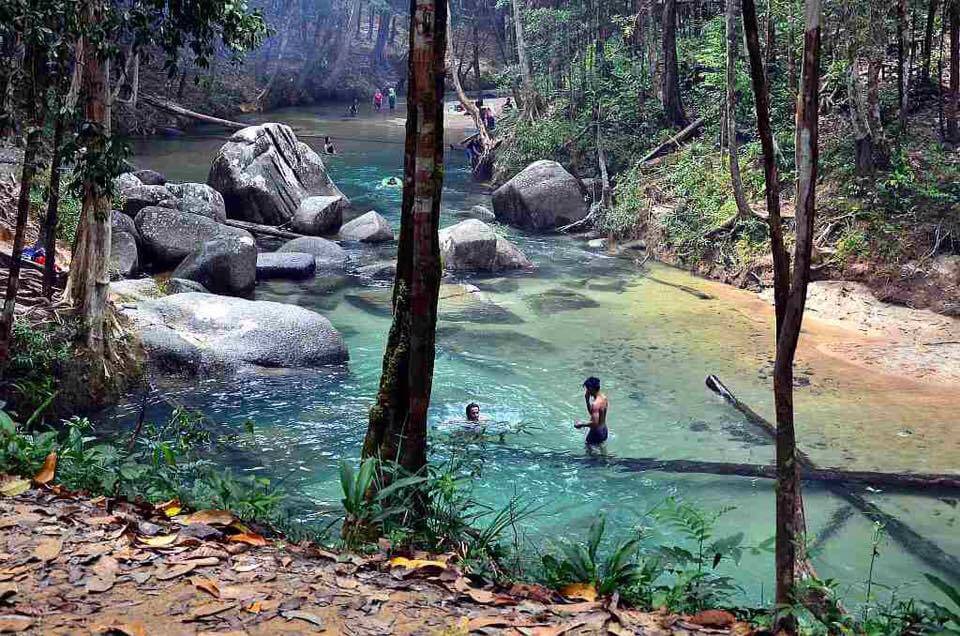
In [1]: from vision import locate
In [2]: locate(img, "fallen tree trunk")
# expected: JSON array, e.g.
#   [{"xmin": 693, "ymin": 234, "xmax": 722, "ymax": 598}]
[
  {"xmin": 141, "ymin": 94, "xmax": 247, "ymax": 130},
  {"xmin": 706, "ymin": 374, "xmax": 960, "ymax": 584},
  {"xmin": 638, "ymin": 117, "xmax": 705, "ymax": 164},
  {"xmin": 222, "ymin": 219, "xmax": 304, "ymax": 240}
]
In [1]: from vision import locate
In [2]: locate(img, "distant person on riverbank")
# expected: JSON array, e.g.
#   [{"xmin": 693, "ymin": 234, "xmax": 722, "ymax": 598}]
[
  {"xmin": 388, "ymin": 87, "xmax": 397, "ymax": 110},
  {"xmin": 575, "ymin": 376, "xmax": 608, "ymax": 455},
  {"xmin": 348, "ymin": 99, "xmax": 359, "ymax": 117},
  {"xmin": 503, "ymin": 97, "xmax": 514, "ymax": 111},
  {"xmin": 373, "ymin": 89, "xmax": 383, "ymax": 111},
  {"xmin": 323, "ymin": 136, "xmax": 337, "ymax": 154}
]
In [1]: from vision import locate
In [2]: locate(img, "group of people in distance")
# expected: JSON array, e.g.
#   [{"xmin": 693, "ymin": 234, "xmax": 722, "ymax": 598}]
[{"xmin": 458, "ymin": 376, "xmax": 610, "ymax": 456}]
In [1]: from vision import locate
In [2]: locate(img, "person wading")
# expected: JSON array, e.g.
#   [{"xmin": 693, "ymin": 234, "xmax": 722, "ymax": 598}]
[{"xmin": 575, "ymin": 376, "xmax": 609, "ymax": 455}]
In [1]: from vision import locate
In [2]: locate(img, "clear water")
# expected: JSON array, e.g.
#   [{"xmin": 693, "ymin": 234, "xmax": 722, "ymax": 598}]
[{"xmin": 111, "ymin": 101, "xmax": 960, "ymax": 607}]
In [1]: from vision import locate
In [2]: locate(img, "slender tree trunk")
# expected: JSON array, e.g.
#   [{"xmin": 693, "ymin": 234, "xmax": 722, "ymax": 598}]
[
  {"xmin": 362, "ymin": 0, "xmax": 447, "ymax": 479},
  {"xmin": 472, "ymin": 24, "xmax": 483, "ymax": 91},
  {"xmin": 948, "ymin": 0, "xmax": 960, "ymax": 142},
  {"xmin": 661, "ymin": 0, "xmax": 686, "ymax": 127},
  {"xmin": 67, "ymin": 3, "xmax": 112, "ymax": 360},
  {"xmin": 765, "ymin": 0, "xmax": 777, "ymax": 65},
  {"xmin": 726, "ymin": 0, "xmax": 752, "ymax": 219},
  {"xmin": 923, "ymin": 0, "xmax": 942, "ymax": 83},
  {"xmin": 899, "ymin": 0, "xmax": 910, "ymax": 128},
  {"xmin": 849, "ymin": 56, "xmax": 877, "ymax": 177},
  {"xmin": 512, "ymin": 0, "xmax": 538, "ymax": 116},
  {"xmin": 323, "ymin": 0, "xmax": 362, "ymax": 90},
  {"xmin": 42, "ymin": 114, "xmax": 67, "ymax": 299},
  {"xmin": 373, "ymin": 10, "xmax": 392, "ymax": 64},
  {"xmin": 0, "ymin": 122, "xmax": 44, "ymax": 367},
  {"xmin": 787, "ymin": 1, "xmax": 798, "ymax": 98}
]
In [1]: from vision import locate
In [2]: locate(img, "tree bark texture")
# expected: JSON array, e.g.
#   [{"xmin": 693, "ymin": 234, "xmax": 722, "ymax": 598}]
[
  {"xmin": 725, "ymin": 0, "xmax": 752, "ymax": 220},
  {"xmin": 362, "ymin": 0, "xmax": 447, "ymax": 478},
  {"xmin": 323, "ymin": 0, "xmax": 362, "ymax": 91},
  {"xmin": 922, "ymin": 0, "xmax": 941, "ymax": 83},
  {"xmin": 42, "ymin": 113, "xmax": 66, "ymax": 299},
  {"xmin": 948, "ymin": 0, "xmax": 960, "ymax": 141},
  {"xmin": 661, "ymin": 0, "xmax": 686, "ymax": 127}
]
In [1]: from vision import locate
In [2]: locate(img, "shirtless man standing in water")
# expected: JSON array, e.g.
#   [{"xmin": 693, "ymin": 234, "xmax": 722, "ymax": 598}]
[{"xmin": 575, "ymin": 376, "xmax": 608, "ymax": 455}]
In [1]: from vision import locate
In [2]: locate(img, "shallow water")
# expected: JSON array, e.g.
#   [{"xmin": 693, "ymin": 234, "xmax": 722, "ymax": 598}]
[{"xmin": 115, "ymin": 102, "xmax": 960, "ymax": 606}]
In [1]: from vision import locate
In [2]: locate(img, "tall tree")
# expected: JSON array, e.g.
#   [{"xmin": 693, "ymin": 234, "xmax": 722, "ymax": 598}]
[
  {"xmin": 726, "ymin": 0, "xmax": 752, "ymax": 220},
  {"xmin": 898, "ymin": 0, "xmax": 910, "ymax": 128},
  {"xmin": 948, "ymin": 0, "xmax": 960, "ymax": 141},
  {"xmin": 661, "ymin": 0, "xmax": 686, "ymax": 127},
  {"xmin": 922, "ymin": 0, "xmax": 942, "ymax": 83},
  {"xmin": 362, "ymin": 0, "xmax": 447, "ymax": 478}
]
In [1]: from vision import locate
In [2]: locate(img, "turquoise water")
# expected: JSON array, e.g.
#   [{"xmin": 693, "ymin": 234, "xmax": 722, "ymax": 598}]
[{"xmin": 112, "ymin": 102, "xmax": 960, "ymax": 607}]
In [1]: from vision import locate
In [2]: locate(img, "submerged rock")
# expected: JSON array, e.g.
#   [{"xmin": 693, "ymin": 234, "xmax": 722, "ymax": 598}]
[
  {"xmin": 135, "ymin": 206, "xmax": 252, "ymax": 267},
  {"xmin": 439, "ymin": 219, "xmax": 532, "ymax": 272},
  {"xmin": 278, "ymin": 236, "xmax": 348, "ymax": 270},
  {"xmin": 339, "ymin": 210, "xmax": 394, "ymax": 243},
  {"xmin": 525, "ymin": 287, "xmax": 599, "ymax": 315},
  {"xmin": 256, "ymin": 251, "xmax": 317, "ymax": 280},
  {"xmin": 492, "ymin": 160, "xmax": 588, "ymax": 231},
  {"xmin": 125, "ymin": 292, "xmax": 348, "ymax": 374},
  {"xmin": 171, "ymin": 235, "xmax": 257, "ymax": 296},
  {"xmin": 292, "ymin": 195, "xmax": 346, "ymax": 235},
  {"xmin": 208, "ymin": 123, "xmax": 346, "ymax": 225},
  {"xmin": 354, "ymin": 260, "xmax": 397, "ymax": 281}
]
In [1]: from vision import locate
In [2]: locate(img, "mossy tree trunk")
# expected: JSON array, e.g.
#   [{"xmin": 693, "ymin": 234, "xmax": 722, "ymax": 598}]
[{"xmin": 362, "ymin": 0, "xmax": 447, "ymax": 481}]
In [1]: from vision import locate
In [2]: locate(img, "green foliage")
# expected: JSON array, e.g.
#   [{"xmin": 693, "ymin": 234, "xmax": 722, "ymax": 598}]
[
  {"xmin": 0, "ymin": 409, "xmax": 58, "ymax": 477},
  {"xmin": 5, "ymin": 319, "xmax": 69, "ymax": 423},
  {"xmin": 924, "ymin": 574, "xmax": 960, "ymax": 634},
  {"xmin": 29, "ymin": 169, "xmax": 82, "ymax": 243}
]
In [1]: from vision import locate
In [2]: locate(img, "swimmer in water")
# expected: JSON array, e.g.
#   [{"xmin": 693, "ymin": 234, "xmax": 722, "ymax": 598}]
[
  {"xmin": 323, "ymin": 136, "xmax": 337, "ymax": 154},
  {"xmin": 465, "ymin": 402, "xmax": 481, "ymax": 423},
  {"xmin": 575, "ymin": 376, "xmax": 608, "ymax": 455}
]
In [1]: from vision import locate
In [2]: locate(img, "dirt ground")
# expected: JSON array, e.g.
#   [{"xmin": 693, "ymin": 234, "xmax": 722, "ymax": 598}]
[{"xmin": 0, "ymin": 485, "xmax": 752, "ymax": 636}]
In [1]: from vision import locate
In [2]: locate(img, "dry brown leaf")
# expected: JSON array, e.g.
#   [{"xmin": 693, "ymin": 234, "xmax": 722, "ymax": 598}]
[
  {"xmin": 231, "ymin": 561, "xmax": 260, "ymax": 573},
  {"xmin": 244, "ymin": 600, "xmax": 262, "ymax": 614},
  {"xmin": 190, "ymin": 601, "xmax": 237, "ymax": 619},
  {"xmin": 227, "ymin": 532, "xmax": 267, "ymax": 546},
  {"xmin": 279, "ymin": 556, "xmax": 292, "ymax": 568},
  {"xmin": 0, "ymin": 615, "xmax": 34, "ymax": 632},
  {"xmin": 0, "ymin": 477, "xmax": 30, "ymax": 498},
  {"xmin": 558, "ymin": 582, "xmax": 597, "ymax": 602},
  {"xmin": 467, "ymin": 616, "xmax": 524, "ymax": 630},
  {"xmin": 218, "ymin": 585, "xmax": 261, "ymax": 602},
  {"xmin": 0, "ymin": 583, "xmax": 17, "ymax": 601},
  {"xmin": 546, "ymin": 602, "xmax": 601, "ymax": 615},
  {"xmin": 31, "ymin": 537, "xmax": 62, "ymax": 562},
  {"xmin": 137, "ymin": 534, "xmax": 178, "ymax": 548},
  {"xmin": 466, "ymin": 588, "xmax": 495, "ymax": 604},
  {"xmin": 91, "ymin": 621, "xmax": 147, "ymax": 636},
  {"xmin": 689, "ymin": 609, "xmax": 737, "ymax": 628},
  {"xmin": 334, "ymin": 576, "xmax": 359, "ymax": 590},
  {"xmin": 85, "ymin": 573, "xmax": 117, "ymax": 593},
  {"xmin": 186, "ymin": 510, "xmax": 235, "ymax": 526},
  {"xmin": 282, "ymin": 610, "xmax": 325, "ymax": 628},
  {"xmin": 83, "ymin": 515, "xmax": 120, "ymax": 526},
  {"xmin": 530, "ymin": 618, "xmax": 589, "ymax": 636},
  {"xmin": 155, "ymin": 562, "xmax": 196, "ymax": 581},
  {"xmin": 187, "ymin": 546, "xmax": 229, "ymax": 560},
  {"xmin": 192, "ymin": 576, "xmax": 221, "ymax": 599},
  {"xmin": 92, "ymin": 555, "xmax": 120, "ymax": 578},
  {"xmin": 32, "ymin": 453, "xmax": 57, "ymax": 485}
]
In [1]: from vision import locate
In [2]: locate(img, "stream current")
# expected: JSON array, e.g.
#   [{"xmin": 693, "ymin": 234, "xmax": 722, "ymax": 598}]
[{"xmin": 109, "ymin": 100, "xmax": 959, "ymax": 606}]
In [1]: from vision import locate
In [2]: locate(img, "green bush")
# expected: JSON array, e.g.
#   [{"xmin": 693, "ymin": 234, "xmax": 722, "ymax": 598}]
[{"xmin": 5, "ymin": 319, "xmax": 69, "ymax": 423}]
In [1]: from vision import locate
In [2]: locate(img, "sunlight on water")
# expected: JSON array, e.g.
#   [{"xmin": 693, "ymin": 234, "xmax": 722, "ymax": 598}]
[{"xmin": 111, "ymin": 102, "xmax": 960, "ymax": 606}]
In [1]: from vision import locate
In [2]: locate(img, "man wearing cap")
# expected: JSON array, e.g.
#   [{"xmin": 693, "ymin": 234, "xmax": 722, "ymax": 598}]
[{"xmin": 575, "ymin": 376, "xmax": 608, "ymax": 455}]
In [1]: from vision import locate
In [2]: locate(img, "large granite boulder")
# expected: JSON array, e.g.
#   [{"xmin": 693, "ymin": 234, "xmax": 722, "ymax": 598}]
[
  {"xmin": 291, "ymin": 195, "xmax": 345, "ymax": 235},
  {"xmin": 439, "ymin": 219, "xmax": 532, "ymax": 272},
  {"xmin": 132, "ymin": 169, "xmax": 167, "ymax": 186},
  {"xmin": 278, "ymin": 236, "xmax": 348, "ymax": 270},
  {"xmin": 171, "ymin": 235, "xmax": 257, "ymax": 296},
  {"xmin": 114, "ymin": 172, "xmax": 143, "ymax": 194},
  {"xmin": 125, "ymin": 292, "xmax": 348, "ymax": 374},
  {"xmin": 135, "ymin": 206, "xmax": 253, "ymax": 267},
  {"xmin": 166, "ymin": 183, "xmax": 227, "ymax": 222},
  {"xmin": 256, "ymin": 252, "xmax": 317, "ymax": 280},
  {"xmin": 339, "ymin": 210, "xmax": 393, "ymax": 243},
  {"xmin": 491, "ymin": 160, "xmax": 588, "ymax": 231},
  {"xmin": 109, "ymin": 231, "xmax": 139, "ymax": 278},
  {"xmin": 208, "ymin": 123, "xmax": 346, "ymax": 225},
  {"xmin": 120, "ymin": 184, "xmax": 177, "ymax": 217},
  {"xmin": 112, "ymin": 210, "xmax": 140, "ymax": 243}
]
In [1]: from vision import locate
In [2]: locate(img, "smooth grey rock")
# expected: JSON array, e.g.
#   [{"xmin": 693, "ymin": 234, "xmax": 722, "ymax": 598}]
[
  {"xmin": 277, "ymin": 236, "xmax": 348, "ymax": 270},
  {"xmin": 587, "ymin": 238, "xmax": 606, "ymax": 250},
  {"xmin": 339, "ymin": 210, "xmax": 393, "ymax": 243},
  {"xmin": 167, "ymin": 278, "xmax": 208, "ymax": 294},
  {"xmin": 125, "ymin": 292, "xmax": 349, "ymax": 373},
  {"xmin": 133, "ymin": 169, "xmax": 167, "ymax": 186},
  {"xmin": 354, "ymin": 260, "xmax": 397, "ymax": 280},
  {"xmin": 256, "ymin": 251, "xmax": 317, "ymax": 280},
  {"xmin": 172, "ymin": 235, "xmax": 257, "ymax": 296},
  {"xmin": 439, "ymin": 219, "xmax": 532, "ymax": 272},
  {"xmin": 466, "ymin": 205, "xmax": 496, "ymax": 222},
  {"xmin": 292, "ymin": 195, "xmax": 345, "ymax": 235},
  {"xmin": 492, "ymin": 160, "xmax": 589, "ymax": 231},
  {"xmin": 109, "ymin": 231, "xmax": 139, "ymax": 278},
  {"xmin": 166, "ymin": 183, "xmax": 227, "ymax": 222},
  {"xmin": 208, "ymin": 123, "xmax": 346, "ymax": 225},
  {"xmin": 135, "ymin": 206, "xmax": 253, "ymax": 267},
  {"xmin": 115, "ymin": 172, "xmax": 143, "ymax": 193},
  {"xmin": 112, "ymin": 210, "xmax": 140, "ymax": 243},
  {"xmin": 121, "ymin": 184, "xmax": 177, "ymax": 217},
  {"xmin": 110, "ymin": 278, "xmax": 162, "ymax": 302}
]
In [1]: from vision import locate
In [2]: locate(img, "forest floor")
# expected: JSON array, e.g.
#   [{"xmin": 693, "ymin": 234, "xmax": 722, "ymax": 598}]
[{"xmin": 0, "ymin": 486, "xmax": 753, "ymax": 636}]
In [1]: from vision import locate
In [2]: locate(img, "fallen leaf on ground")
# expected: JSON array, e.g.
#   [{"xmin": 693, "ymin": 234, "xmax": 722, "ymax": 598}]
[
  {"xmin": 282, "ymin": 610, "xmax": 325, "ymax": 628},
  {"xmin": 0, "ymin": 478, "xmax": 30, "ymax": 498},
  {"xmin": 155, "ymin": 562, "xmax": 197, "ymax": 581},
  {"xmin": 558, "ymin": 582, "xmax": 597, "ymax": 602},
  {"xmin": 219, "ymin": 585, "xmax": 262, "ymax": 602},
  {"xmin": 187, "ymin": 510, "xmax": 234, "ymax": 526},
  {"xmin": 509, "ymin": 583, "xmax": 556, "ymax": 604},
  {"xmin": 192, "ymin": 577, "xmax": 220, "ymax": 599},
  {"xmin": 334, "ymin": 576, "xmax": 359, "ymax": 589},
  {"xmin": 155, "ymin": 499, "xmax": 182, "ymax": 517},
  {"xmin": 190, "ymin": 601, "xmax": 237, "ymax": 620},
  {"xmin": 32, "ymin": 453, "xmax": 57, "ymax": 485},
  {"xmin": 231, "ymin": 561, "xmax": 260, "ymax": 573},
  {"xmin": 546, "ymin": 602, "xmax": 601, "ymax": 615},
  {"xmin": 244, "ymin": 600, "xmax": 262, "ymax": 614},
  {"xmin": 467, "ymin": 616, "xmax": 529, "ymax": 630},
  {"xmin": 137, "ymin": 534, "xmax": 178, "ymax": 548},
  {"xmin": 0, "ymin": 615, "xmax": 34, "ymax": 632},
  {"xmin": 83, "ymin": 516, "xmax": 120, "ymax": 526},
  {"xmin": 85, "ymin": 573, "xmax": 117, "ymax": 593},
  {"xmin": 180, "ymin": 557, "xmax": 219, "ymax": 567},
  {"xmin": 0, "ymin": 583, "xmax": 17, "ymax": 601},
  {"xmin": 531, "ymin": 618, "xmax": 589, "ymax": 636},
  {"xmin": 91, "ymin": 621, "xmax": 147, "ymax": 636},
  {"xmin": 187, "ymin": 546, "xmax": 229, "ymax": 560},
  {"xmin": 31, "ymin": 538, "xmax": 62, "ymax": 562},
  {"xmin": 689, "ymin": 609, "xmax": 736, "ymax": 628},
  {"xmin": 389, "ymin": 556, "xmax": 447, "ymax": 571},
  {"xmin": 227, "ymin": 532, "xmax": 267, "ymax": 546},
  {"xmin": 466, "ymin": 588, "xmax": 495, "ymax": 604},
  {"xmin": 92, "ymin": 555, "xmax": 120, "ymax": 578}
]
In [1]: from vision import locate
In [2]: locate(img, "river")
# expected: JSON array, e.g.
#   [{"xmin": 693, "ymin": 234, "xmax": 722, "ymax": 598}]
[{"xmin": 112, "ymin": 100, "xmax": 960, "ymax": 607}]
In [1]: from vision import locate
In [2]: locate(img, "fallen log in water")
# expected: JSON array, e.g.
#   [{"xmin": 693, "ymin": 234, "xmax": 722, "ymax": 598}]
[
  {"xmin": 705, "ymin": 374, "xmax": 960, "ymax": 584},
  {"xmin": 222, "ymin": 219, "xmax": 305, "ymax": 240},
  {"xmin": 141, "ymin": 94, "xmax": 248, "ymax": 130}
]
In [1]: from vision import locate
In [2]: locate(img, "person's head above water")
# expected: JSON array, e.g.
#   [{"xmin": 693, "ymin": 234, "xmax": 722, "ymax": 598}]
[
  {"xmin": 583, "ymin": 376, "xmax": 601, "ymax": 396},
  {"xmin": 324, "ymin": 136, "xmax": 331, "ymax": 143},
  {"xmin": 465, "ymin": 403, "xmax": 480, "ymax": 422}
]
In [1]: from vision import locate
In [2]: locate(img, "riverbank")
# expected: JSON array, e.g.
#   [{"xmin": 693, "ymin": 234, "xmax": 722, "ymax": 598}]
[{"xmin": 0, "ymin": 485, "xmax": 750, "ymax": 635}]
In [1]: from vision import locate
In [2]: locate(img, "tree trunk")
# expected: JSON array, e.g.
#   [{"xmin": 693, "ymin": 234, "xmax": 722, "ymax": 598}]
[
  {"xmin": 765, "ymin": 0, "xmax": 777, "ymax": 65},
  {"xmin": 512, "ymin": 0, "xmax": 539, "ymax": 117},
  {"xmin": 661, "ymin": 0, "xmax": 686, "ymax": 127},
  {"xmin": 923, "ymin": 0, "xmax": 941, "ymax": 83},
  {"xmin": 849, "ymin": 56, "xmax": 877, "ymax": 177},
  {"xmin": 67, "ymin": 4, "xmax": 112, "ymax": 360},
  {"xmin": 373, "ymin": 10, "xmax": 391, "ymax": 65},
  {"xmin": 787, "ymin": 2, "xmax": 797, "ymax": 98},
  {"xmin": 899, "ymin": 0, "xmax": 910, "ymax": 129},
  {"xmin": 42, "ymin": 114, "xmax": 67, "ymax": 299},
  {"xmin": 362, "ymin": 0, "xmax": 447, "ymax": 480},
  {"xmin": 726, "ymin": 0, "xmax": 752, "ymax": 220},
  {"xmin": 323, "ymin": 0, "xmax": 362, "ymax": 91},
  {"xmin": 473, "ymin": 24, "xmax": 483, "ymax": 92},
  {"xmin": 948, "ymin": 0, "xmax": 960, "ymax": 142},
  {"xmin": 0, "ymin": 123, "xmax": 44, "ymax": 367},
  {"xmin": 257, "ymin": 2, "xmax": 294, "ymax": 108}
]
